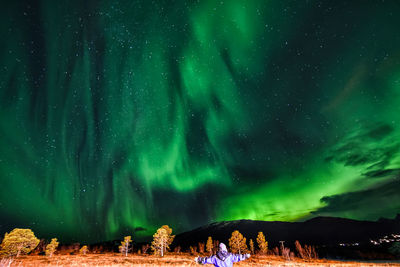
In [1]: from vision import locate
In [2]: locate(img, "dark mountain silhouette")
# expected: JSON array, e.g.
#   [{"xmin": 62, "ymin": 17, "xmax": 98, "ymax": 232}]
[{"xmin": 172, "ymin": 215, "xmax": 400, "ymax": 250}]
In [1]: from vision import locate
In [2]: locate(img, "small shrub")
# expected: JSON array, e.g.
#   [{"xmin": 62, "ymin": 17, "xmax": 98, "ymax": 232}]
[
  {"xmin": 282, "ymin": 247, "xmax": 291, "ymax": 260},
  {"xmin": 190, "ymin": 245, "xmax": 198, "ymax": 255},
  {"xmin": 273, "ymin": 247, "xmax": 279, "ymax": 256},
  {"xmin": 304, "ymin": 244, "xmax": 318, "ymax": 259},
  {"xmin": 206, "ymin": 237, "xmax": 213, "ymax": 256},
  {"xmin": 142, "ymin": 244, "xmax": 150, "ymax": 254},
  {"xmin": 80, "ymin": 245, "xmax": 89, "ymax": 255},
  {"xmin": 198, "ymin": 242, "xmax": 205, "ymax": 254},
  {"xmin": 174, "ymin": 246, "xmax": 181, "ymax": 253},
  {"xmin": 45, "ymin": 238, "xmax": 59, "ymax": 256}
]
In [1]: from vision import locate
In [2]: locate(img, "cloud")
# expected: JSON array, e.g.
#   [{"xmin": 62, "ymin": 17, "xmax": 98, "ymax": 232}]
[
  {"xmin": 133, "ymin": 227, "xmax": 147, "ymax": 232},
  {"xmin": 325, "ymin": 123, "xmax": 399, "ymax": 170},
  {"xmin": 365, "ymin": 124, "xmax": 394, "ymax": 140},
  {"xmin": 312, "ymin": 178, "xmax": 400, "ymax": 220},
  {"xmin": 363, "ymin": 168, "xmax": 400, "ymax": 178},
  {"xmin": 312, "ymin": 121, "xmax": 400, "ymax": 220}
]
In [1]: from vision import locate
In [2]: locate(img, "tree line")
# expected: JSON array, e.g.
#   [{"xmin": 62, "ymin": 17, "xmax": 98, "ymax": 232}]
[{"xmin": 0, "ymin": 226, "xmax": 318, "ymax": 261}]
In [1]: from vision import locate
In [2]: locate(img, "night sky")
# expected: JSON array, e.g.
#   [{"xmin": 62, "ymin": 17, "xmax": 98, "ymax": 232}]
[{"xmin": 1, "ymin": 0, "xmax": 400, "ymax": 243}]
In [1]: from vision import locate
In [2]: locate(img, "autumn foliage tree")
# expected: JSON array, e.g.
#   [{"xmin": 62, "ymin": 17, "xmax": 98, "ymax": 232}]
[
  {"xmin": 228, "ymin": 230, "xmax": 248, "ymax": 254},
  {"xmin": 45, "ymin": 238, "xmax": 59, "ymax": 256},
  {"xmin": 119, "ymin": 236, "xmax": 132, "ymax": 257},
  {"xmin": 151, "ymin": 225, "xmax": 175, "ymax": 257},
  {"xmin": 256, "ymin": 232, "xmax": 268, "ymax": 254},
  {"xmin": 0, "ymin": 228, "xmax": 39, "ymax": 257},
  {"xmin": 249, "ymin": 239, "xmax": 255, "ymax": 254},
  {"xmin": 206, "ymin": 236, "xmax": 213, "ymax": 256}
]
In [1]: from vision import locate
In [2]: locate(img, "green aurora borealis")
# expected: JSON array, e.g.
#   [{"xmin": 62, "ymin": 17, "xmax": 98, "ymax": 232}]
[{"xmin": 1, "ymin": 0, "xmax": 400, "ymax": 243}]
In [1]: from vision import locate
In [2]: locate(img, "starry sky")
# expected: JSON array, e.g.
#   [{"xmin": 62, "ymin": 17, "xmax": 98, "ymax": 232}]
[{"xmin": 1, "ymin": 0, "xmax": 400, "ymax": 243}]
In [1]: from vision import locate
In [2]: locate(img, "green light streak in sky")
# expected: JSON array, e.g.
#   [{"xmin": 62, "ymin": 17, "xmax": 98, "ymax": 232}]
[{"xmin": 1, "ymin": 0, "xmax": 400, "ymax": 242}]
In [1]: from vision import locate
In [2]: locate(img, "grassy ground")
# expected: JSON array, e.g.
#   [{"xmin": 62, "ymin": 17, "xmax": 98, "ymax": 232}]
[{"xmin": 1, "ymin": 253, "xmax": 400, "ymax": 266}]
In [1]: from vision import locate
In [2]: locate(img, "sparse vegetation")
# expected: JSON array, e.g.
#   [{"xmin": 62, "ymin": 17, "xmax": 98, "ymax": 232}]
[
  {"xmin": 45, "ymin": 238, "xmax": 59, "ymax": 257},
  {"xmin": 0, "ymin": 228, "xmax": 40, "ymax": 257},
  {"xmin": 3, "ymin": 252, "xmax": 398, "ymax": 266}
]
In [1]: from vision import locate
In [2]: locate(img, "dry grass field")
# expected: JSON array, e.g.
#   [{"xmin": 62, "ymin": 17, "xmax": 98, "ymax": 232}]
[{"xmin": 1, "ymin": 253, "xmax": 400, "ymax": 267}]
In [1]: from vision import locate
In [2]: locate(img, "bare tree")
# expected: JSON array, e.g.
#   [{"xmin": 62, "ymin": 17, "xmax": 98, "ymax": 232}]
[
  {"xmin": 295, "ymin": 240, "xmax": 305, "ymax": 259},
  {"xmin": 142, "ymin": 244, "xmax": 150, "ymax": 254}
]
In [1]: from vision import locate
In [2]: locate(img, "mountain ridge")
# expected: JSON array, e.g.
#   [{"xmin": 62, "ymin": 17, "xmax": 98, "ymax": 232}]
[{"xmin": 172, "ymin": 215, "xmax": 400, "ymax": 249}]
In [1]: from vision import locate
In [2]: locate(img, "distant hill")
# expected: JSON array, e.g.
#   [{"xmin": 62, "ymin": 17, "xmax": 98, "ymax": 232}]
[{"xmin": 172, "ymin": 215, "xmax": 400, "ymax": 250}]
